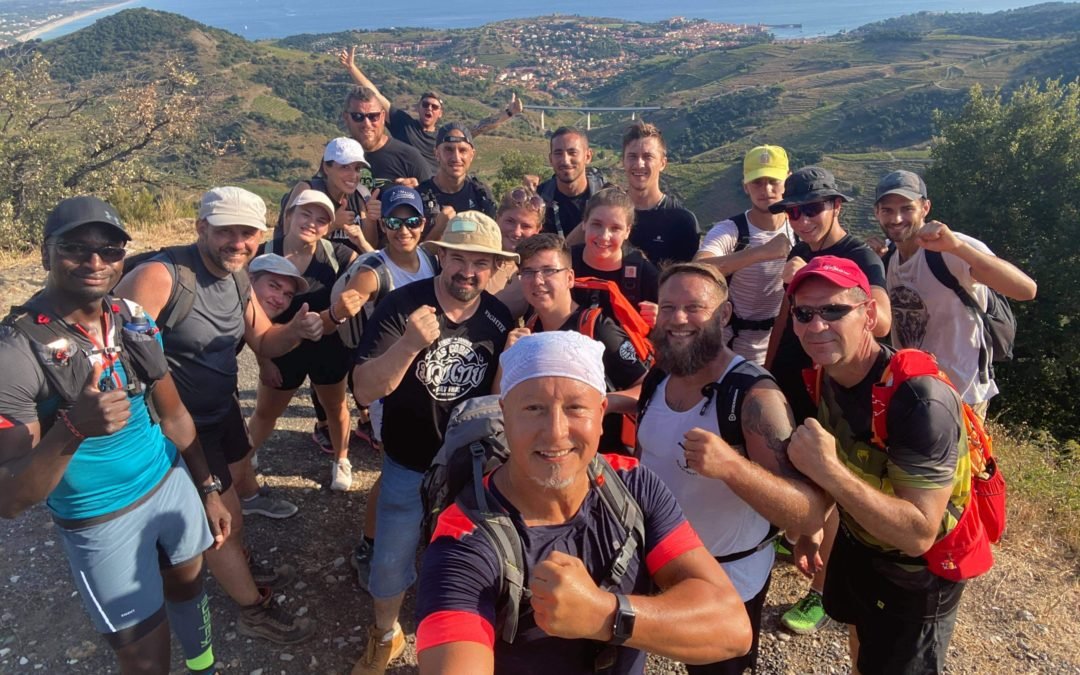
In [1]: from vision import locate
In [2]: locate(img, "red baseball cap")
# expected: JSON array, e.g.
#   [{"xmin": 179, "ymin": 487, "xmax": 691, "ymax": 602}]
[{"xmin": 787, "ymin": 255, "xmax": 871, "ymax": 298}]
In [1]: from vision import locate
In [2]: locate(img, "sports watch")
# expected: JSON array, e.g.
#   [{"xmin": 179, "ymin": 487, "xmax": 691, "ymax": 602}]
[
  {"xmin": 199, "ymin": 476, "xmax": 223, "ymax": 497},
  {"xmin": 609, "ymin": 593, "xmax": 636, "ymax": 646}
]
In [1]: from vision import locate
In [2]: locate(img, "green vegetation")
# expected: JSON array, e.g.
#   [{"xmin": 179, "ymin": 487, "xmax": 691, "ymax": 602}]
[
  {"xmin": 250, "ymin": 94, "xmax": 303, "ymax": 122},
  {"xmin": 927, "ymin": 78, "xmax": 1080, "ymax": 443}
]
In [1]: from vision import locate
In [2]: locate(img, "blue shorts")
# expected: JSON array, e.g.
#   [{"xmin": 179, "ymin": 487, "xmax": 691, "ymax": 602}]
[
  {"xmin": 368, "ymin": 454, "xmax": 424, "ymax": 599},
  {"xmin": 55, "ymin": 465, "xmax": 213, "ymax": 635}
]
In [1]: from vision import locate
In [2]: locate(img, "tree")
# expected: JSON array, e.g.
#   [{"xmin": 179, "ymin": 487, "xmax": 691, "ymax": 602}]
[
  {"xmin": 491, "ymin": 149, "xmax": 550, "ymax": 200},
  {"xmin": 926, "ymin": 79, "xmax": 1080, "ymax": 441},
  {"xmin": 0, "ymin": 50, "xmax": 203, "ymax": 249}
]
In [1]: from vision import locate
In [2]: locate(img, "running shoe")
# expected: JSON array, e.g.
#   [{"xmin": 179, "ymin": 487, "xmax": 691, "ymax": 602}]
[
  {"xmin": 781, "ymin": 589, "xmax": 829, "ymax": 635},
  {"xmin": 331, "ymin": 458, "xmax": 353, "ymax": 492},
  {"xmin": 351, "ymin": 539, "xmax": 374, "ymax": 591},
  {"xmin": 311, "ymin": 424, "xmax": 334, "ymax": 455},
  {"xmin": 249, "ymin": 560, "xmax": 296, "ymax": 590},
  {"xmin": 353, "ymin": 419, "xmax": 375, "ymax": 444},
  {"xmin": 241, "ymin": 488, "xmax": 299, "ymax": 520},
  {"xmin": 237, "ymin": 587, "xmax": 314, "ymax": 645}
]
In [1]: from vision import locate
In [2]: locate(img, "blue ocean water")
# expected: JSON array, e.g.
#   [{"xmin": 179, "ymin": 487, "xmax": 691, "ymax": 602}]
[{"xmin": 38, "ymin": 0, "xmax": 1054, "ymax": 42}]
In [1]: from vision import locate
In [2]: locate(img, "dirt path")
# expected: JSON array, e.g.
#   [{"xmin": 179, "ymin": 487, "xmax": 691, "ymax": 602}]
[{"xmin": 1, "ymin": 248, "xmax": 1078, "ymax": 674}]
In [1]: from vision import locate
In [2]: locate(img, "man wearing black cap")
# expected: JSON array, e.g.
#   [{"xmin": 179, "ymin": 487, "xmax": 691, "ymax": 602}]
[
  {"xmin": 417, "ymin": 122, "xmax": 498, "ymax": 242},
  {"xmin": 873, "ymin": 170, "xmax": 1036, "ymax": 418},
  {"xmin": 0, "ymin": 196, "xmax": 229, "ymax": 673},
  {"xmin": 340, "ymin": 46, "xmax": 523, "ymax": 171}
]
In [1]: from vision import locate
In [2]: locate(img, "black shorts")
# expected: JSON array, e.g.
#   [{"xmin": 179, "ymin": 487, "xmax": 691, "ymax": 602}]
[
  {"xmin": 686, "ymin": 571, "xmax": 771, "ymax": 675},
  {"xmin": 271, "ymin": 333, "xmax": 351, "ymax": 391},
  {"xmin": 194, "ymin": 396, "xmax": 252, "ymax": 492},
  {"xmin": 823, "ymin": 525, "xmax": 965, "ymax": 675}
]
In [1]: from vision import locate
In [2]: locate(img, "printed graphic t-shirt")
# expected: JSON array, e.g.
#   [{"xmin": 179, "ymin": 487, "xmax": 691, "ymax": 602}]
[{"xmin": 355, "ymin": 277, "xmax": 511, "ymax": 471}]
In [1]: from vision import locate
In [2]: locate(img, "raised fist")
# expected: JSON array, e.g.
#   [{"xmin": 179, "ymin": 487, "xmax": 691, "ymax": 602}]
[{"xmin": 403, "ymin": 305, "xmax": 440, "ymax": 351}]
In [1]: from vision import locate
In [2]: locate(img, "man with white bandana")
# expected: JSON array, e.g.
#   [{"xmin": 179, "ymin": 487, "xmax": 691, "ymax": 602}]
[{"xmin": 414, "ymin": 331, "xmax": 752, "ymax": 675}]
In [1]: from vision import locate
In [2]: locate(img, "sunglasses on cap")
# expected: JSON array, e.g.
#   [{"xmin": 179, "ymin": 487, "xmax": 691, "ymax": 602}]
[
  {"xmin": 784, "ymin": 200, "xmax": 833, "ymax": 221},
  {"xmin": 348, "ymin": 111, "xmax": 383, "ymax": 123},
  {"xmin": 790, "ymin": 301, "xmax": 868, "ymax": 324},
  {"xmin": 509, "ymin": 187, "xmax": 545, "ymax": 212},
  {"xmin": 53, "ymin": 241, "xmax": 127, "ymax": 264},
  {"xmin": 382, "ymin": 215, "xmax": 424, "ymax": 231}
]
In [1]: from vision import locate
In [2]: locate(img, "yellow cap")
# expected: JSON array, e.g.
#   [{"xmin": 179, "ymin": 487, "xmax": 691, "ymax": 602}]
[{"xmin": 743, "ymin": 145, "xmax": 789, "ymax": 183}]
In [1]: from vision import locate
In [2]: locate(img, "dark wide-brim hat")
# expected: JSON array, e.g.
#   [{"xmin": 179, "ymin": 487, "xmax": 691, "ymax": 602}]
[{"xmin": 769, "ymin": 166, "xmax": 852, "ymax": 213}]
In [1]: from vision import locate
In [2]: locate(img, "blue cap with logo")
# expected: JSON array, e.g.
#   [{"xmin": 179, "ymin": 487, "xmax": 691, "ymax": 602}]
[{"xmin": 380, "ymin": 185, "xmax": 425, "ymax": 217}]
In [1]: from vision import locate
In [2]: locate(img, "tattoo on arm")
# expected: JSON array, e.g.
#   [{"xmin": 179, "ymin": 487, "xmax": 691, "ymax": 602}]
[{"xmin": 742, "ymin": 391, "xmax": 806, "ymax": 480}]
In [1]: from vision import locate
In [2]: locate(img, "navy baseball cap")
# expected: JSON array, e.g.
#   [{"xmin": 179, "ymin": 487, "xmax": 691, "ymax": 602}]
[
  {"xmin": 44, "ymin": 195, "xmax": 130, "ymax": 241},
  {"xmin": 436, "ymin": 122, "xmax": 474, "ymax": 147},
  {"xmin": 380, "ymin": 185, "xmax": 425, "ymax": 217}
]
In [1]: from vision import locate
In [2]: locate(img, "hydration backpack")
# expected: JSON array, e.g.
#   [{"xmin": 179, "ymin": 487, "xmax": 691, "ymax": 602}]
[
  {"xmin": 420, "ymin": 395, "xmax": 646, "ymax": 643},
  {"xmin": 122, "ymin": 244, "xmax": 250, "ymax": 333},
  {"xmin": 804, "ymin": 348, "xmax": 1005, "ymax": 581}
]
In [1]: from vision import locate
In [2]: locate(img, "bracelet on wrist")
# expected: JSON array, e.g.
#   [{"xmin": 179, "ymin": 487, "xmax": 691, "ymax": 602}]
[
  {"xmin": 57, "ymin": 410, "xmax": 85, "ymax": 440},
  {"xmin": 328, "ymin": 305, "xmax": 347, "ymax": 325}
]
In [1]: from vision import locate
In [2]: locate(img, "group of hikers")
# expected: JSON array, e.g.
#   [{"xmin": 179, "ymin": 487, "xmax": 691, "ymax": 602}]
[{"xmin": 0, "ymin": 50, "xmax": 1038, "ymax": 675}]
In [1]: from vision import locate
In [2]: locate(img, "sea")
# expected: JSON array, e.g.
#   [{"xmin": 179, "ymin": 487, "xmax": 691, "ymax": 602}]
[{"xmin": 36, "ymin": 0, "xmax": 1054, "ymax": 42}]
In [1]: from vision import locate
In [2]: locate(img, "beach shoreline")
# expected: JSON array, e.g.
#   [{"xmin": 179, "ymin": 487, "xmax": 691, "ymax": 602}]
[{"xmin": 15, "ymin": 0, "xmax": 138, "ymax": 42}]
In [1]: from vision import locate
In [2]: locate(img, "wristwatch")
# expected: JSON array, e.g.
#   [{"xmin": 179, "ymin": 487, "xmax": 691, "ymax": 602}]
[
  {"xmin": 609, "ymin": 593, "xmax": 636, "ymax": 646},
  {"xmin": 199, "ymin": 476, "xmax": 223, "ymax": 497}
]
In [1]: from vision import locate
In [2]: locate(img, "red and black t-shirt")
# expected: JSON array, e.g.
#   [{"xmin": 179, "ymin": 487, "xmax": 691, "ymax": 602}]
[{"xmin": 416, "ymin": 454, "xmax": 703, "ymax": 674}]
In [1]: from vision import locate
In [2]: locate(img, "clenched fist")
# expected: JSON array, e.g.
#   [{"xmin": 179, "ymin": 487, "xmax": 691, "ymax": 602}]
[
  {"xmin": 505, "ymin": 326, "xmax": 531, "ymax": 350},
  {"xmin": 403, "ymin": 305, "xmax": 440, "ymax": 351},
  {"xmin": 529, "ymin": 550, "xmax": 615, "ymax": 641}
]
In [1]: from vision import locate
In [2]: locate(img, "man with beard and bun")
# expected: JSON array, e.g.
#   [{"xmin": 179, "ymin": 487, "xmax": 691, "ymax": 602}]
[
  {"xmin": 0, "ymin": 196, "xmax": 229, "ymax": 674},
  {"xmin": 636, "ymin": 262, "xmax": 828, "ymax": 674},
  {"xmin": 538, "ymin": 127, "xmax": 608, "ymax": 238},
  {"xmin": 873, "ymin": 170, "xmax": 1036, "ymax": 418},
  {"xmin": 349, "ymin": 211, "xmax": 515, "ymax": 675},
  {"xmin": 115, "ymin": 187, "xmax": 321, "ymax": 644}
]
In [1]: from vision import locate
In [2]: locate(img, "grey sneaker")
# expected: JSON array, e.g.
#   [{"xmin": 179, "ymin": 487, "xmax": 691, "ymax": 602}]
[
  {"xmin": 351, "ymin": 539, "xmax": 373, "ymax": 591},
  {"xmin": 249, "ymin": 560, "xmax": 296, "ymax": 590},
  {"xmin": 241, "ymin": 488, "xmax": 298, "ymax": 520},
  {"xmin": 237, "ymin": 588, "xmax": 314, "ymax": 645}
]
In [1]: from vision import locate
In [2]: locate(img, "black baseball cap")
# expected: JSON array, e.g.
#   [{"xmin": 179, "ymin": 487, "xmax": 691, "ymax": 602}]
[
  {"xmin": 436, "ymin": 122, "xmax": 474, "ymax": 147},
  {"xmin": 769, "ymin": 167, "xmax": 852, "ymax": 213},
  {"xmin": 44, "ymin": 196, "xmax": 130, "ymax": 241}
]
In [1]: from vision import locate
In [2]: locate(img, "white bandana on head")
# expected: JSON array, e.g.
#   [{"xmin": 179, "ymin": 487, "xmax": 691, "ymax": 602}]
[{"xmin": 499, "ymin": 331, "xmax": 606, "ymax": 399}]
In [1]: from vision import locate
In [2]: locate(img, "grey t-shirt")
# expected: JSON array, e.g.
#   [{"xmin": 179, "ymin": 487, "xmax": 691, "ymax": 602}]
[{"xmin": 157, "ymin": 246, "xmax": 247, "ymax": 427}]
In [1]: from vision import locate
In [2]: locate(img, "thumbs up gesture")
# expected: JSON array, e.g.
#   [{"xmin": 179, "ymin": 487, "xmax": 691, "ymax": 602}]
[
  {"xmin": 290, "ymin": 302, "xmax": 324, "ymax": 342},
  {"xmin": 67, "ymin": 360, "xmax": 131, "ymax": 438}
]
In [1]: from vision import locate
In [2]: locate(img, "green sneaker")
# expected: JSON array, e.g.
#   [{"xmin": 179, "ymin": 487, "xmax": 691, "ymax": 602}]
[{"xmin": 781, "ymin": 590, "xmax": 828, "ymax": 635}]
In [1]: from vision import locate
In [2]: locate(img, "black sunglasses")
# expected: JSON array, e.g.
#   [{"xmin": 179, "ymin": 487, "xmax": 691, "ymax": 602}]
[
  {"xmin": 784, "ymin": 201, "xmax": 833, "ymax": 221},
  {"xmin": 383, "ymin": 216, "xmax": 424, "ymax": 230},
  {"xmin": 53, "ymin": 241, "xmax": 127, "ymax": 264},
  {"xmin": 348, "ymin": 111, "xmax": 383, "ymax": 123},
  {"xmin": 420, "ymin": 101, "xmax": 442, "ymax": 110},
  {"xmin": 791, "ymin": 302, "xmax": 867, "ymax": 324}
]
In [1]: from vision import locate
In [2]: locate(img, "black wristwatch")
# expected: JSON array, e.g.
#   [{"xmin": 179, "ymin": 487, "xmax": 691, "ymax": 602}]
[
  {"xmin": 609, "ymin": 593, "xmax": 636, "ymax": 646},
  {"xmin": 199, "ymin": 476, "xmax": 223, "ymax": 497}
]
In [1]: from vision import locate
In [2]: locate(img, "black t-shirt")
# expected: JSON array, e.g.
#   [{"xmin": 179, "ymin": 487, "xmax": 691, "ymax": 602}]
[
  {"xmin": 541, "ymin": 183, "xmax": 590, "ymax": 238},
  {"xmin": 258, "ymin": 238, "xmax": 354, "ymax": 322},
  {"xmin": 570, "ymin": 244, "xmax": 659, "ymax": 307},
  {"xmin": 772, "ymin": 233, "xmax": 887, "ymax": 422},
  {"xmin": 387, "ymin": 107, "xmax": 437, "ymax": 171},
  {"xmin": 365, "ymin": 136, "xmax": 433, "ymax": 186},
  {"xmin": 355, "ymin": 278, "xmax": 511, "ymax": 471},
  {"xmin": 630, "ymin": 197, "xmax": 700, "ymax": 265},
  {"xmin": 418, "ymin": 177, "xmax": 498, "ymax": 238}
]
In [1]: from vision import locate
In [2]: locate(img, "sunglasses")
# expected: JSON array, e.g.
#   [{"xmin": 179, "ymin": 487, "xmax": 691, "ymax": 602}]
[
  {"xmin": 519, "ymin": 266, "xmax": 567, "ymax": 281},
  {"xmin": 53, "ymin": 241, "xmax": 127, "ymax": 263},
  {"xmin": 420, "ymin": 101, "xmax": 442, "ymax": 110},
  {"xmin": 383, "ymin": 215, "xmax": 424, "ymax": 230},
  {"xmin": 791, "ymin": 301, "xmax": 868, "ymax": 324},
  {"xmin": 784, "ymin": 201, "xmax": 833, "ymax": 221},
  {"xmin": 348, "ymin": 111, "xmax": 383, "ymax": 123},
  {"xmin": 509, "ymin": 187, "xmax": 545, "ymax": 212}
]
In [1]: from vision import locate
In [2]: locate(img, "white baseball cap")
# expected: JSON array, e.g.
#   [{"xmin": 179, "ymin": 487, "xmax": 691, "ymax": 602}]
[
  {"xmin": 198, "ymin": 186, "xmax": 268, "ymax": 231},
  {"xmin": 287, "ymin": 189, "xmax": 337, "ymax": 222},
  {"xmin": 323, "ymin": 137, "xmax": 370, "ymax": 167}
]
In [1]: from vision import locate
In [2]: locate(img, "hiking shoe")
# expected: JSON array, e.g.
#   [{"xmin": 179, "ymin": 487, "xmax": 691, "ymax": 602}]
[
  {"xmin": 311, "ymin": 424, "xmax": 334, "ymax": 455},
  {"xmin": 331, "ymin": 458, "xmax": 353, "ymax": 492},
  {"xmin": 353, "ymin": 419, "xmax": 375, "ymax": 444},
  {"xmin": 351, "ymin": 539, "xmax": 374, "ymax": 591},
  {"xmin": 237, "ymin": 588, "xmax": 314, "ymax": 644},
  {"xmin": 350, "ymin": 623, "xmax": 405, "ymax": 675},
  {"xmin": 774, "ymin": 536, "xmax": 795, "ymax": 564},
  {"xmin": 249, "ymin": 560, "xmax": 296, "ymax": 590},
  {"xmin": 781, "ymin": 589, "xmax": 828, "ymax": 635},
  {"xmin": 241, "ymin": 488, "xmax": 299, "ymax": 520}
]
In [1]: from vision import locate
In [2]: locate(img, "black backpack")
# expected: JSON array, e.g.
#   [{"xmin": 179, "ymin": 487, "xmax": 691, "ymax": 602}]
[
  {"xmin": 122, "ymin": 244, "xmax": 251, "ymax": 333},
  {"xmin": 636, "ymin": 359, "xmax": 780, "ymax": 562},
  {"xmin": 275, "ymin": 176, "xmax": 371, "ymax": 239},
  {"xmin": 420, "ymin": 395, "xmax": 646, "ymax": 643},
  {"xmin": 884, "ymin": 246, "xmax": 1016, "ymax": 380}
]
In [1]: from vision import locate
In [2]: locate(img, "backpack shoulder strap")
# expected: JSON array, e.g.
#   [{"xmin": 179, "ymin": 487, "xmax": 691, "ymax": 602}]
[
  {"xmin": 883, "ymin": 243, "xmax": 896, "ymax": 272},
  {"xmin": 731, "ymin": 212, "xmax": 751, "ymax": 253},
  {"xmin": 871, "ymin": 348, "xmax": 943, "ymax": 447},
  {"xmin": 577, "ymin": 306, "xmax": 602, "ymax": 339},
  {"xmin": 636, "ymin": 367, "xmax": 669, "ymax": 421},
  {"xmin": 156, "ymin": 244, "xmax": 199, "ymax": 332},
  {"xmin": 538, "ymin": 178, "xmax": 557, "ymax": 203},
  {"xmin": 319, "ymin": 238, "xmax": 340, "ymax": 275},
  {"xmin": 589, "ymin": 457, "xmax": 646, "ymax": 588},
  {"xmin": 925, "ymin": 250, "xmax": 979, "ymax": 312},
  {"xmin": 705, "ymin": 360, "xmax": 772, "ymax": 448}
]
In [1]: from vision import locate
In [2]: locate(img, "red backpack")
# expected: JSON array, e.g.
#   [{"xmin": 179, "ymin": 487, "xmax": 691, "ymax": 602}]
[{"xmin": 805, "ymin": 348, "xmax": 1006, "ymax": 581}]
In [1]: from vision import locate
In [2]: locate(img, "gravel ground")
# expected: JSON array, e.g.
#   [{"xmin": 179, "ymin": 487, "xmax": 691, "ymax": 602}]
[{"xmin": 1, "ymin": 247, "xmax": 1079, "ymax": 674}]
